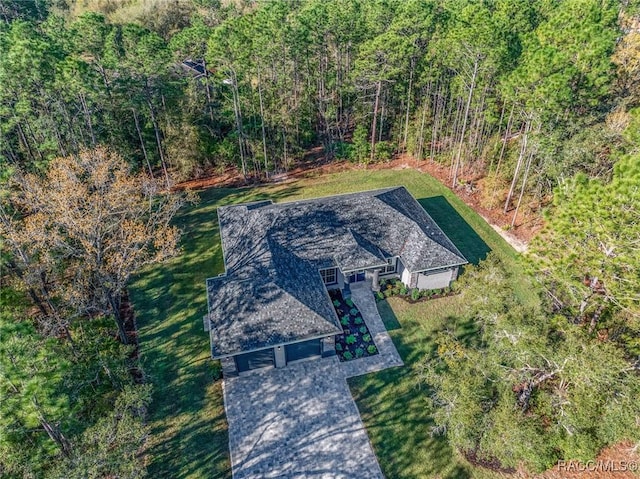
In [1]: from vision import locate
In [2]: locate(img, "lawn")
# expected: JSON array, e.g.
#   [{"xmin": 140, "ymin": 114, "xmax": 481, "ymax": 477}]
[
  {"xmin": 350, "ymin": 296, "xmax": 503, "ymax": 479},
  {"xmin": 128, "ymin": 168, "xmax": 533, "ymax": 478}
]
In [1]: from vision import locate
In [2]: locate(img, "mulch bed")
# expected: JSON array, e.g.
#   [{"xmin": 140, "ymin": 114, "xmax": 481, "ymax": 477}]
[
  {"xmin": 328, "ymin": 289, "xmax": 379, "ymax": 361},
  {"xmin": 375, "ymin": 278, "xmax": 459, "ymax": 304}
]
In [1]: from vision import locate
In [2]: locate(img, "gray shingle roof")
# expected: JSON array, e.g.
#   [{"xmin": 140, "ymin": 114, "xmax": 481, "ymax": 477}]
[{"xmin": 207, "ymin": 186, "xmax": 467, "ymax": 357}]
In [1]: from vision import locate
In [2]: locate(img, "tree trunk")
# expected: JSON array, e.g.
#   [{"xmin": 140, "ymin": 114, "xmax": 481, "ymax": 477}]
[
  {"xmin": 511, "ymin": 150, "xmax": 534, "ymax": 227},
  {"xmin": 452, "ymin": 56, "xmax": 479, "ymax": 188},
  {"xmin": 132, "ymin": 108, "xmax": 154, "ymax": 178},
  {"xmin": 33, "ymin": 399, "xmax": 72, "ymax": 457},
  {"xmin": 430, "ymin": 81, "xmax": 440, "ymax": 160},
  {"xmin": 504, "ymin": 120, "xmax": 530, "ymax": 213},
  {"xmin": 16, "ymin": 122, "xmax": 36, "ymax": 164},
  {"xmin": 107, "ymin": 291, "xmax": 128, "ymax": 345},
  {"xmin": 370, "ymin": 80, "xmax": 382, "ymax": 164},
  {"xmin": 378, "ymin": 88, "xmax": 385, "ymax": 143},
  {"xmin": 146, "ymin": 99, "xmax": 170, "ymax": 189},
  {"xmin": 257, "ymin": 65, "xmax": 269, "ymax": 179},
  {"xmin": 493, "ymin": 103, "xmax": 514, "ymax": 177},
  {"xmin": 79, "ymin": 93, "xmax": 96, "ymax": 145},
  {"xmin": 230, "ymin": 73, "xmax": 247, "ymax": 180},
  {"xmin": 403, "ymin": 60, "xmax": 414, "ymax": 152},
  {"xmin": 202, "ymin": 58, "xmax": 215, "ymax": 123},
  {"xmin": 417, "ymin": 99, "xmax": 428, "ymax": 160}
]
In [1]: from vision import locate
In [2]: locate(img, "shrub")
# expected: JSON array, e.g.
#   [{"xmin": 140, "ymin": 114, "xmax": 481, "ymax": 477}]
[
  {"xmin": 333, "ymin": 141, "xmax": 352, "ymax": 160},
  {"xmin": 374, "ymin": 140, "xmax": 395, "ymax": 162},
  {"xmin": 341, "ymin": 316, "xmax": 350, "ymax": 326},
  {"xmin": 350, "ymin": 124, "xmax": 371, "ymax": 163},
  {"xmin": 399, "ymin": 285, "xmax": 408, "ymax": 295},
  {"xmin": 359, "ymin": 326, "xmax": 367, "ymax": 334},
  {"xmin": 343, "ymin": 351, "xmax": 353, "ymax": 360},
  {"xmin": 211, "ymin": 361, "xmax": 223, "ymax": 381},
  {"xmin": 363, "ymin": 334, "xmax": 371, "ymax": 343},
  {"xmin": 350, "ymin": 307, "xmax": 359, "ymax": 316},
  {"xmin": 354, "ymin": 316, "xmax": 363, "ymax": 325},
  {"xmin": 355, "ymin": 347, "xmax": 365, "ymax": 358},
  {"xmin": 434, "ymin": 288, "xmax": 442, "ymax": 295},
  {"xmin": 411, "ymin": 288, "xmax": 420, "ymax": 301},
  {"xmin": 345, "ymin": 334, "xmax": 356, "ymax": 345},
  {"xmin": 367, "ymin": 345, "xmax": 377, "ymax": 354},
  {"xmin": 443, "ymin": 286, "xmax": 451, "ymax": 294},
  {"xmin": 375, "ymin": 291, "xmax": 385, "ymax": 301},
  {"xmin": 333, "ymin": 299, "xmax": 341, "ymax": 307},
  {"xmin": 345, "ymin": 298, "xmax": 354, "ymax": 307},
  {"xmin": 335, "ymin": 343, "xmax": 343, "ymax": 352},
  {"xmin": 384, "ymin": 289, "xmax": 393, "ymax": 298}
]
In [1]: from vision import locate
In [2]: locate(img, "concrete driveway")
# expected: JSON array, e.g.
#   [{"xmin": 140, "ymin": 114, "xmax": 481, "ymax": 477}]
[{"xmin": 223, "ymin": 284, "xmax": 402, "ymax": 478}]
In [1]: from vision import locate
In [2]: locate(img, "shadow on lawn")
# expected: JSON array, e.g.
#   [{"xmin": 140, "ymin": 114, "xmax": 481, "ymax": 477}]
[
  {"xmin": 418, "ymin": 196, "xmax": 491, "ymax": 265},
  {"xmin": 349, "ymin": 365, "xmax": 471, "ymax": 479},
  {"xmin": 129, "ymin": 185, "xmax": 304, "ymax": 478}
]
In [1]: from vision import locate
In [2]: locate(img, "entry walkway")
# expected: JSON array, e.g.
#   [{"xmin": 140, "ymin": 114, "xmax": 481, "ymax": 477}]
[
  {"xmin": 223, "ymin": 282, "xmax": 403, "ymax": 478},
  {"xmin": 341, "ymin": 281, "xmax": 403, "ymax": 378}
]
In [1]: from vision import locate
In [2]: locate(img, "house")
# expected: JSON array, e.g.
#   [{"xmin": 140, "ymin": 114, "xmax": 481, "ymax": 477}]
[{"xmin": 204, "ymin": 186, "xmax": 467, "ymax": 376}]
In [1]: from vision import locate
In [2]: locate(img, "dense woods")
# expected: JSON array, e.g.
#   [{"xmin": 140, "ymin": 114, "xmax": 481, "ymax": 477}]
[{"xmin": 1, "ymin": 0, "xmax": 639, "ymax": 477}]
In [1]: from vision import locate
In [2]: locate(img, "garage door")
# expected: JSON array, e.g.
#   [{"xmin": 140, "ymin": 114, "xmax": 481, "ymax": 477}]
[
  {"xmin": 235, "ymin": 348, "xmax": 275, "ymax": 373},
  {"xmin": 285, "ymin": 339, "xmax": 321, "ymax": 363}
]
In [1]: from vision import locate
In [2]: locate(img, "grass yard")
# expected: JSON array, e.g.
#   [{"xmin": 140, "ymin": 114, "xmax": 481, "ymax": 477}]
[
  {"xmin": 351, "ymin": 297, "xmax": 501, "ymax": 479},
  {"xmin": 128, "ymin": 168, "xmax": 534, "ymax": 478}
]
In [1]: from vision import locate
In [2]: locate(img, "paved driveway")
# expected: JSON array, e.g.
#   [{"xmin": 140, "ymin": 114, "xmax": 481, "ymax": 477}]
[
  {"xmin": 225, "ymin": 358, "xmax": 383, "ymax": 478},
  {"xmin": 223, "ymin": 284, "xmax": 402, "ymax": 478}
]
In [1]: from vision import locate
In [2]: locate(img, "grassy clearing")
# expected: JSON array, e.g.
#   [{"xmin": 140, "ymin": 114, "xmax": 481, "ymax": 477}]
[{"xmin": 128, "ymin": 168, "xmax": 533, "ymax": 477}]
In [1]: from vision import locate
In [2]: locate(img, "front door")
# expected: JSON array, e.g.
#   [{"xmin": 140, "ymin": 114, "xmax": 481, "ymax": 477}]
[{"xmin": 348, "ymin": 270, "xmax": 365, "ymax": 283}]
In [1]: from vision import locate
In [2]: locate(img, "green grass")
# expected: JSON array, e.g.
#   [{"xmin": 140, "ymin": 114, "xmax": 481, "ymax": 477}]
[
  {"xmin": 128, "ymin": 168, "xmax": 534, "ymax": 478},
  {"xmin": 350, "ymin": 295, "xmax": 508, "ymax": 479}
]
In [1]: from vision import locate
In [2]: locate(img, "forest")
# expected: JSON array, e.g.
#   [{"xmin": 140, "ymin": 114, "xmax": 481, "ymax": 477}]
[{"xmin": 0, "ymin": 0, "xmax": 639, "ymax": 477}]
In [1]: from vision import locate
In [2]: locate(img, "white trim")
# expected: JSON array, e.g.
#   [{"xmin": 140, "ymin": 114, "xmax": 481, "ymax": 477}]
[
  {"xmin": 341, "ymin": 262, "xmax": 388, "ymax": 274},
  {"xmin": 410, "ymin": 261, "xmax": 467, "ymax": 275},
  {"xmin": 319, "ymin": 267, "xmax": 338, "ymax": 285}
]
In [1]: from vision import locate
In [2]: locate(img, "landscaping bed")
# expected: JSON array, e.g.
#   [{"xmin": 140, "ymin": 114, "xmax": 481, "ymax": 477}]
[
  {"xmin": 328, "ymin": 289, "xmax": 378, "ymax": 361},
  {"xmin": 374, "ymin": 277, "xmax": 459, "ymax": 303}
]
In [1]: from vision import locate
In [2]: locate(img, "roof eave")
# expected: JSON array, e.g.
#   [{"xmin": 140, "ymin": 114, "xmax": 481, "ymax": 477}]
[{"xmin": 210, "ymin": 327, "xmax": 342, "ymax": 359}]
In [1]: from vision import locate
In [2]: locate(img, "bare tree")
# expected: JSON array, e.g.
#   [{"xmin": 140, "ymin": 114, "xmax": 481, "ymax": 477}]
[{"xmin": 4, "ymin": 147, "xmax": 182, "ymax": 344}]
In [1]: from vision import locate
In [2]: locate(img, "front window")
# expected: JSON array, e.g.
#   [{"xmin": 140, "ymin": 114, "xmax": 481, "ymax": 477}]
[
  {"xmin": 320, "ymin": 268, "xmax": 337, "ymax": 285},
  {"xmin": 383, "ymin": 257, "xmax": 396, "ymax": 274}
]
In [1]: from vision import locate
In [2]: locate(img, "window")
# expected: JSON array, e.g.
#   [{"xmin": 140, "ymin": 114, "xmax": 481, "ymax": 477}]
[
  {"xmin": 383, "ymin": 257, "xmax": 396, "ymax": 274},
  {"xmin": 320, "ymin": 268, "xmax": 337, "ymax": 285}
]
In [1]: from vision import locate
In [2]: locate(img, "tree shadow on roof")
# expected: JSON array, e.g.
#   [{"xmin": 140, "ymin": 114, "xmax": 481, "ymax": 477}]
[{"xmin": 418, "ymin": 196, "xmax": 491, "ymax": 265}]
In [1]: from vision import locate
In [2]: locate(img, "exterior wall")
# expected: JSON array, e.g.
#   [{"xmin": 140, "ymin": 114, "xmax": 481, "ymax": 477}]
[
  {"xmin": 321, "ymin": 336, "xmax": 336, "ymax": 357},
  {"xmin": 220, "ymin": 356, "xmax": 238, "ymax": 377},
  {"xmin": 451, "ymin": 266, "xmax": 460, "ymax": 281},
  {"xmin": 416, "ymin": 268, "xmax": 454, "ymax": 290},
  {"xmin": 274, "ymin": 345, "xmax": 286, "ymax": 368},
  {"xmin": 324, "ymin": 268, "xmax": 344, "ymax": 291},
  {"xmin": 400, "ymin": 262, "xmax": 411, "ymax": 286}
]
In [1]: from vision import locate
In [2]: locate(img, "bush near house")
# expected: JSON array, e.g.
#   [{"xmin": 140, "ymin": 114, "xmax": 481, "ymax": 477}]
[{"xmin": 376, "ymin": 278, "xmax": 457, "ymax": 303}]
